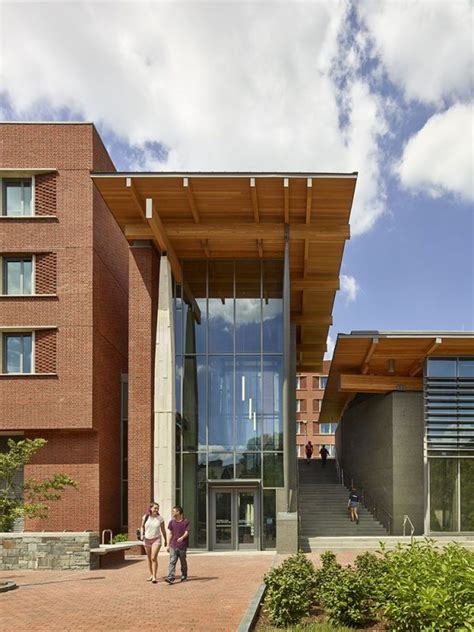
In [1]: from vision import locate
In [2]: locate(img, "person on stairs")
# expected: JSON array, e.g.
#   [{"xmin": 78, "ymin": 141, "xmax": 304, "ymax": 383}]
[
  {"xmin": 319, "ymin": 445, "xmax": 329, "ymax": 468},
  {"xmin": 305, "ymin": 441, "xmax": 314, "ymax": 464},
  {"xmin": 348, "ymin": 486, "xmax": 360, "ymax": 524}
]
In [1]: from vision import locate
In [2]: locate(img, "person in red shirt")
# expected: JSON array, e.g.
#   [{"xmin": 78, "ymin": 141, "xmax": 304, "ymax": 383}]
[
  {"xmin": 305, "ymin": 441, "xmax": 314, "ymax": 464},
  {"xmin": 165, "ymin": 505, "xmax": 190, "ymax": 584}
]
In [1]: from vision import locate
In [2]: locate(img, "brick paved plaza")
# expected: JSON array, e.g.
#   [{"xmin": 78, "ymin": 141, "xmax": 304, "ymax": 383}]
[{"xmin": 0, "ymin": 552, "xmax": 274, "ymax": 632}]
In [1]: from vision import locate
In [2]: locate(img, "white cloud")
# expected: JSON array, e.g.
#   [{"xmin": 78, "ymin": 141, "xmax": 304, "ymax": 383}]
[
  {"xmin": 340, "ymin": 274, "xmax": 360, "ymax": 303},
  {"xmin": 324, "ymin": 333, "xmax": 335, "ymax": 360},
  {"xmin": 396, "ymin": 103, "xmax": 474, "ymax": 201},
  {"xmin": 0, "ymin": 1, "xmax": 388, "ymax": 235},
  {"xmin": 358, "ymin": 0, "xmax": 473, "ymax": 105}
]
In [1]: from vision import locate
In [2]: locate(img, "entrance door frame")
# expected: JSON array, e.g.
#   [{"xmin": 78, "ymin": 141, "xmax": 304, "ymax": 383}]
[{"xmin": 209, "ymin": 481, "xmax": 261, "ymax": 551}]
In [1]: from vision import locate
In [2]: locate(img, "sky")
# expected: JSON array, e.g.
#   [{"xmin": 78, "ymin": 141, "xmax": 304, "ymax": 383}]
[{"xmin": 1, "ymin": 0, "xmax": 473, "ymax": 358}]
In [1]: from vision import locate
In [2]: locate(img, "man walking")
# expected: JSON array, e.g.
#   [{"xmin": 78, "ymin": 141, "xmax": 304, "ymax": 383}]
[
  {"xmin": 165, "ymin": 505, "xmax": 190, "ymax": 584},
  {"xmin": 305, "ymin": 441, "xmax": 314, "ymax": 464},
  {"xmin": 319, "ymin": 445, "xmax": 329, "ymax": 468}
]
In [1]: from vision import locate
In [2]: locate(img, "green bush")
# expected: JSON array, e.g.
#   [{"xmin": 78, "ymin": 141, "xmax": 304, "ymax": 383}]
[
  {"xmin": 316, "ymin": 553, "xmax": 377, "ymax": 628},
  {"xmin": 263, "ymin": 552, "xmax": 318, "ymax": 627},
  {"xmin": 378, "ymin": 540, "xmax": 474, "ymax": 631},
  {"xmin": 112, "ymin": 533, "xmax": 129, "ymax": 543}
]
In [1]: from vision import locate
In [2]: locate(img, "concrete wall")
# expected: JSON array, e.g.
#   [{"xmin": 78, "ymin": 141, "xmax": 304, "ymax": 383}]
[
  {"xmin": 392, "ymin": 392, "xmax": 424, "ymax": 534},
  {"xmin": 337, "ymin": 391, "xmax": 424, "ymax": 535},
  {"xmin": 0, "ymin": 532, "xmax": 100, "ymax": 570}
]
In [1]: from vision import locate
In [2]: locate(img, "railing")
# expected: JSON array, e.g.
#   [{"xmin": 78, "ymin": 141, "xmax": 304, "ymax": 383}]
[
  {"xmin": 361, "ymin": 489, "xmax": 393, "ymax": 535},
  {"xmin": 101, "ymin": 529, "xmax": 113, "ymax": 545},
  {"xmin": 402, "ymin": 514, "xmax": 415, "ymax": 544}
]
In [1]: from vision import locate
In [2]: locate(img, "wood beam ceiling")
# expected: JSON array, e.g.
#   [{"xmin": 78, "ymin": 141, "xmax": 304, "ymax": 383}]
[
  {"xmin": 250, "ymin": 178, "xmax": 260, "ymax": 223},
  {"xmin": 408, "ymin": 337, "xmax": 442, "ymax": 376},
  {"xmin": 339, "ymin": 373, "xmax": 423, "ymax": 393},
  {"xmin": 165, "ymin": 223, "xmax": 349, "ymax": 240},
  {"xmin": 291, "ymin": 314, "xmax": 333, "ymax": 326},
  {"xmin": 183, "ymin": 178, "xmax": 200, "ymax": 223},
  {"xmin": 361, "ymin": 337, "xmax": 379, "ymax": 375},
  {"xmin": 305, "ymin": 178, "xmax": 313, "ymax": 224},
  {"xmin": 283, "ymin": 178, "xmax": 289, "ymax": 223},
  {"xmin": 292, "ymin": 277, "xmax": 339, "ymax": 291}
]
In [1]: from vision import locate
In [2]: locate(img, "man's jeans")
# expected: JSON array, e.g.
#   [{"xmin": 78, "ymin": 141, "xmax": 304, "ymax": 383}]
[{"xmin": 167, "ymin": 547, "xmax": 188, "ymax": 580}]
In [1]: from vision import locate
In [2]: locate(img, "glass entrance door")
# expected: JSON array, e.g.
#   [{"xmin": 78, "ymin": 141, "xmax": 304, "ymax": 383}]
[{"xmin": 211, "ymin": 488, "xmax": 259, "ymax": 550}]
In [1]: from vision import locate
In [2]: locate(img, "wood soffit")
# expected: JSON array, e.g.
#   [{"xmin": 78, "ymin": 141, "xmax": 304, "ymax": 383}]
[
  {"xmin": 92, "ymin": 173, "xmax": 357, "ymax": 371},
  {"xmin": 320, "ymin": 334, "xmax": 474, "ymax": 423}
]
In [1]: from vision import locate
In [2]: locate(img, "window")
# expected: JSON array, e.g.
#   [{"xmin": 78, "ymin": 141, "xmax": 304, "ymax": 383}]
[
  {"xmin": 313, "ymin": 399, "xmax": 320, "ymax": 413},
  {"xmin": 296, "ymin": 399, "xmax": 301, "ymax": 413},
  {"xmin": 297, "ymin": 422, "xmax": 307, "ymax": 436},
  {"xmin": 318, "ymin": 444, "xmax": 335, "ymax": 457},
  {"xmin": 320, "ymin": 423, "xmax": 338, "ymax": 434},
  {"xmin": 2, "ymin": 257, "xmax": 33, "ymax": 295},
  {"xmin": 319, "ymin": 376, "xmax": 328, "ymax": 389},
  {"xmin": 296, "ymin": 399, "xmax": 306, "ymax": 413},
  {"xmin": 3, "ymin": 333, "xmax": 32, "ymax": 373},
  {"xmin": 296, "ymin": 375, "xmax": 306, "ymax": 390},
  {"xmin": 2, "ymin": 179, "xmax": 33, "ymax": 216}
]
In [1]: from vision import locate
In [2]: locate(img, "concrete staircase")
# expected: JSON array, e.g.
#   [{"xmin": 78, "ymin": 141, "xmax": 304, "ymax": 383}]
[{"xmin": 298, "ymin": 458, "xmax": 388, "ymax": 551}]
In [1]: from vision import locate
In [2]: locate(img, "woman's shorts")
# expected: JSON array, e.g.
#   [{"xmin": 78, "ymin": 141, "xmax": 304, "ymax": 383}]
[
  {"xmin": 143, "ymin": 536, "xmax": 162, "ymax": 547},
  {"xmin": 349, "ymin": 501, "xmax": 359, "ymax": 508}
]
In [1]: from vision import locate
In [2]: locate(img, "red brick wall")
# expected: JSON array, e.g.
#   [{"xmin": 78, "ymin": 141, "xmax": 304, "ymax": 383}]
[
  {"xmin": 35, "ymin": 252, "xmax": 57, "ymax": 294},
  {"xmin": 34, "ymin": 173, "xmax": 57, "ymax": 216},
  {"xmin": 296, "ymin": 360, "xmax": 334, "ymax": 458},
  {"xmin": 0, "ymin": 123, "xmax": 127, "ymax": 532},
  {"xmin": 91, "ymin": 136, "xmax": 128, "ymax": 533},
  {"xmin": 24, "ymin": 430, "xmax": 100, "ymax": 531},
  {"xmin": 127, "ymin": 245, "xmax": 159, "ymax": 538},
  {"xmin": 35, "ymin": 329, "xmax": 57, "ymax": 373}
]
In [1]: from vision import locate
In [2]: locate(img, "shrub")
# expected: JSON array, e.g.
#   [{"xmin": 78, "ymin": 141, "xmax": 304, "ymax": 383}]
[
  {"xmin": 112, "ymin": 533, "xmax": 129, "ymax": 544},
  {"xmin": 263, "ymin": 552, "xmax": 318, "ymax": 627},
  {"xmin": 378, "ymin": 540, "xmax": 474, "ymax": 631},
  {"xmin": 317, "ymin": 563, "xmax": 378, "ymax": 627}
]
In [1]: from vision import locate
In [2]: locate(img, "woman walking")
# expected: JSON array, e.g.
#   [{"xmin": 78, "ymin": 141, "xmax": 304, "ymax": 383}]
[
  {"xmin": 347, "ymin": 487, "xmax": 360, "ymax": 524},
  {"xmin": 141, "ymin": 502, "xmax": 167, "ymax": 583}
]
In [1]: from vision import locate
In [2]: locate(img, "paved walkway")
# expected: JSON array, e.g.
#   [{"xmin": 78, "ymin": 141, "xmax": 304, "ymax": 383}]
[{"xmin": 0, "ymin": 552, "xmax": 274, "ymax": 632}]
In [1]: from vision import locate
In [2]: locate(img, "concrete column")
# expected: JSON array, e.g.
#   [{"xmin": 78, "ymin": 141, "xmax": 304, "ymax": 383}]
[
  {"xmin": 282, "ymin": 225, "xmax": 291, "ymax": 509},
  {"xmin": 153, "ymin": 255, "xmax": 176, "ymax": 524}
]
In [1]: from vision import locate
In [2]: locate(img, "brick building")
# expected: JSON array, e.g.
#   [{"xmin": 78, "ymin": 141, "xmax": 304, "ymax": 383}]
[
  {"xmin": 295, "ymin": 361, "xmax": 336, "ymax": 459},
  {"xmin": 1, "ymin": 122, "xmax": 356, "ymax": 551},
  {"xmin": 0, "ymin": 122, "xmax": 128, "ymax": 533}
]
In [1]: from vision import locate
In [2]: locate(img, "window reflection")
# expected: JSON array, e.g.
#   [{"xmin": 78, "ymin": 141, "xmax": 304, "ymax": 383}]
[
  {"xmin": 208, "ymin": 261, "xmax": 234, "ymax": 353},
  {"xmin": 208, "ymin": 453, "xmax": 234, "ymax": 479},
  {"xmin": 236, "ymin": 356, "xmax": 261, "ymax": 450},
  {"xmin": 182, "ymin": 356, "xmax": 206, "ymax": 450},
  {"xmin": 236, "ymin": 261, "xmax": 261, "ymax": 353},
  {"xmin": 208, "ymin": 356, "xmax": 234, "ymax": 450},
  {"xmin": 236, "ymin": 453, "xmax": 261, "ymax": 478}
]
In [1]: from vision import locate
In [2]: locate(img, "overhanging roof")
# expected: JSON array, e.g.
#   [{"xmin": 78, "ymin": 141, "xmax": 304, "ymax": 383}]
[
  {"xmin": 92, "ymin": 172, "xmax": 357, "ymax": 371},
  {"xmin": 320, "ymin": 331, "xmax": 474, "ymax": 422}
]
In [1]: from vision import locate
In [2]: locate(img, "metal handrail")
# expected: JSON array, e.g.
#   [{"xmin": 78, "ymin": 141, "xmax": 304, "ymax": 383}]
[
  {"xmin": 101, "ymin": 529, "xmax": 113, "ymax": 545},
  {"xmin": 403, "ymin": 514, "xmax": 415, "ymax": 544},
  {"xmin": 361, "ymin": 489, "xmax": 393, "ymax": 535}
]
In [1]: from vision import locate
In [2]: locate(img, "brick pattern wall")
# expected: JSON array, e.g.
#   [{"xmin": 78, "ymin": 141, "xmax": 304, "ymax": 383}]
[
  {"xmin": 35, "ymin": 329, "xmax": 57, "ymax": 373},
  {"xmin": 296, "ymin": 360, "xmax": 335, "ymax": 458},
  {"xmin": 127, "ymin": 245, "xmax": 159, "ymax": 539},
  {"xmin": 0, "ymin": 123, "xmax": 127, "ymax": 533},
  {"xmin": 35, "ymin": 252, "xmax": 57, "ymax": 294},
  {"xmin": 34, "ymin": 173, "xmax": 57, "ymax": 216}
]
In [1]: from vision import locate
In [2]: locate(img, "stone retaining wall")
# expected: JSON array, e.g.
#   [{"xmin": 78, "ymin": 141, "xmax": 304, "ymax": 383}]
[{"xmin": 0, "ymin": 532, "xmax": 100, "ymax": 570}]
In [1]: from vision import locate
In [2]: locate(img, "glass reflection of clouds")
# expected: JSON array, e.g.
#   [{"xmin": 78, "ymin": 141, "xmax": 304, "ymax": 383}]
[{"xmin": 175, "ymin": 259, "xmax": 285, "ymax": 548}]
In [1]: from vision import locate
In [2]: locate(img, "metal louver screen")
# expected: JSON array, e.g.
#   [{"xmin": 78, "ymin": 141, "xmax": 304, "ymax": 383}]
[{"xmin": 425, "ymin": 360, "xmax": 474, "ymax": 456}]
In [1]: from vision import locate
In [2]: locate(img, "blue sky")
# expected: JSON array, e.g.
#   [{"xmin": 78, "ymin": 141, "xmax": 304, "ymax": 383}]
[{"xmin": 1, "ymin": 1, "xmax": 472, "ymax": 354}]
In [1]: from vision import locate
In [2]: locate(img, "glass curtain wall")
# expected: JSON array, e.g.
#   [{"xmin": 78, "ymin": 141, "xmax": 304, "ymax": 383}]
[
  {"xmin": 174, "ymin": 260, "xmax": 284, "ymax": 548},
  {"xmin": 426, "ymin": 357, "xmax": 474, "ymax": 532}
]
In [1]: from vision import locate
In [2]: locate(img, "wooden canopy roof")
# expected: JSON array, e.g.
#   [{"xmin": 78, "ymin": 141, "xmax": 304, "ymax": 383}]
[
  {"xmin": 320, "ymin": 331, "xmax": 474, "ymax": 422},
  {"xmin": 92, "ymin": 172, "xmax": 356, "ymax": 371}
]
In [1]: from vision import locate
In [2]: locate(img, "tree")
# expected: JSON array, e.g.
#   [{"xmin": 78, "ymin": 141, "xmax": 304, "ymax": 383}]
[{"xmin": 0, "ymin": 438, "xmax": 78, "ymax": 532}]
